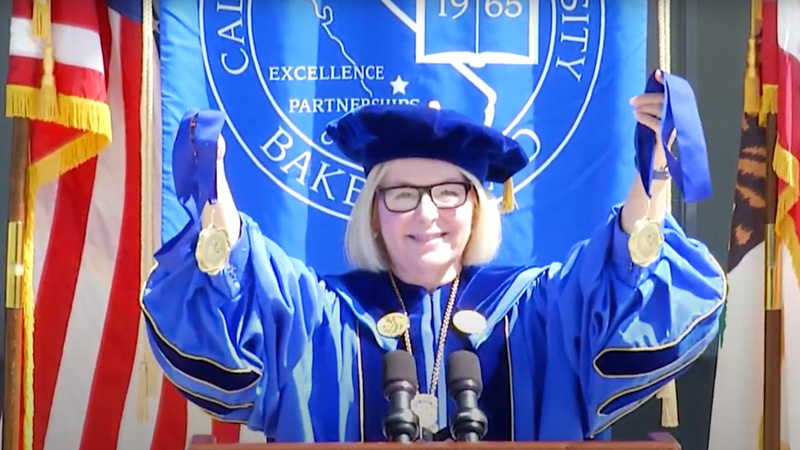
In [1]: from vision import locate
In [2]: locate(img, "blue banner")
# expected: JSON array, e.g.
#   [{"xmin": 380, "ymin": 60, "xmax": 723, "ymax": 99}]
[{"xmin": 160, "ymin": 0, "xmax": 647, "ymax": 275}]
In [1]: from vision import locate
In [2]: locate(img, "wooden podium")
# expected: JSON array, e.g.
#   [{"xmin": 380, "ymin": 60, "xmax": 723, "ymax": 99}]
[{"xmin": 187, "ymin": 433, "xmax": 680, "ymax": 450}]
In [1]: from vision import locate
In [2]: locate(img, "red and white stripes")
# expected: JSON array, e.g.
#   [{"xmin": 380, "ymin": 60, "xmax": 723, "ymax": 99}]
[{"xmin": 6, "ymin": 0, "xmax": 268, "ymax": 447}]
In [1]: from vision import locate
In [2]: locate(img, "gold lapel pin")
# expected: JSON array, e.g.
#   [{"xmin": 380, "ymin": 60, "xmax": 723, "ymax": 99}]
[{"xmin": 377, "ymin": 312, "xmax": 410, "ymax": 338}]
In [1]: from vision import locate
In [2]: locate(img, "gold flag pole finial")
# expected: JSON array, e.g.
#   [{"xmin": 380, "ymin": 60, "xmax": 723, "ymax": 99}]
[{"xmin": 744, "ymin": 0, "xmax": 762, "ymax": 115}]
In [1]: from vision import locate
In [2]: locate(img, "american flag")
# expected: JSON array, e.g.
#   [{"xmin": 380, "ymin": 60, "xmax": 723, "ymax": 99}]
[{"xmin": 5, "ymin": 0, "xmax": 263, "ymax": 448}]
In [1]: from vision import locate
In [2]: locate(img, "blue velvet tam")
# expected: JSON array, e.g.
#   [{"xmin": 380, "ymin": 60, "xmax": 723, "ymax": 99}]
[{"xmin": 325, "ymin": 104, "xmax": 528, "ymax": 185}]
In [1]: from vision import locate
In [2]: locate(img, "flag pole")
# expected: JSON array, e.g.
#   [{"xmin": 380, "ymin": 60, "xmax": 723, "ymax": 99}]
[
  {"xmin": 3, "ymin": 117, "xmax": 30, "ymax": 450},
  {"xmin": 763, "ymin": 99, "xmax": 783, "ymax": 450},
  {"xmin": 754, "ymin": 0, "xmax": 783, "ymax": 446}
]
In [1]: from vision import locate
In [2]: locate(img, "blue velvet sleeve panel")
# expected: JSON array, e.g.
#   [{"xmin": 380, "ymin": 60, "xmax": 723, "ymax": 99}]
[
  {"xmin": 530, "ymin": 205, "xmax": 727, "ymax": 438},
  {"xmin": 140, "ymin": 213, "xmax": 341, "ymax": 435}
]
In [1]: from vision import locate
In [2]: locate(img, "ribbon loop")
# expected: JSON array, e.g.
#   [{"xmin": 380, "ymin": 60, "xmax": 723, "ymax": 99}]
[
  {"xmin": 172, "ymin": 109, "xmax": 227, "ymax": 219},
  {"xmin": 635, "ymin": 71, "xmax": 712, "ymax": 203}
]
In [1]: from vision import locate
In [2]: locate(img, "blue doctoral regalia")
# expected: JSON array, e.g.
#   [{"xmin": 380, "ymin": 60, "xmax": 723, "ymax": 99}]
[{"xmin": 141, "ymin": 103, "xmax": 727, "ymax": 442}]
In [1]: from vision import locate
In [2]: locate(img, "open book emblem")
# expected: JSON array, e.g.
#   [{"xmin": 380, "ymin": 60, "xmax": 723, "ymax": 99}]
[{"xmin": 415, "ymin": 0, "xmax": 539, "ymax": 66}]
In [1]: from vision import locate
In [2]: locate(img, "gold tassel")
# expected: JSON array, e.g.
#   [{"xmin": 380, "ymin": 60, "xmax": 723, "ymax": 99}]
[
  {"xmin": 136, "ymin": 360, "xmax": 150, "ymax": 423},
  {"xmin": 38, "ymin": 43, "xmax": 59, "ymax": 122},
  {"xmin": 500, "ymin": 178, "xmax": 516, "ymax": 214},
  {"xmin": 32, "ymin": 0, "xmax": 58, "ymax": 121},
  {"xmin": 136, "ymin": 322, "xmax": 161, "ymax": 423},
  {"xmin": 147, "ymin": 347, "xmax": 160, "ymax": 395},
  {"xmin": 32, "ymin": 0, "xmax": 51, "ymax": 40},
  {"xmin": 743, "ymin": 37, "xmax": 760, "ymax": 115},
  {"xmin": 135, "ymin": 324, "xmax": 149, "ymax": 423},
  {"xmin": 657, "ymin": 380, "xmax": 679, "ymax": 428}
]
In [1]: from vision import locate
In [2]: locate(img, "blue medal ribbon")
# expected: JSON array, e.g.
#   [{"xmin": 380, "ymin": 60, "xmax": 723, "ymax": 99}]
[
  {"xmin": 635, "ymin": 71, "xmax": 712, "ymax": 202},
  {"xmin": 158, "ymin": 109, "xmax": 227, "ymax": 271},
  {"xmin": 172, "ymin": 109, "xmax": 227, "ymax": 219}
]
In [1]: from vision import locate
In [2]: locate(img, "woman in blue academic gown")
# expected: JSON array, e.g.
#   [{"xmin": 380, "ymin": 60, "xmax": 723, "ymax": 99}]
[{"xmin": 141, "ymin": 75, "xmax": 726, "ymax": 442}]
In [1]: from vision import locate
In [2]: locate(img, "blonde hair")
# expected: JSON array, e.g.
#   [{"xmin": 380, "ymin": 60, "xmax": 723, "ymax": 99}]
[{"xmin": 345, "ymin": 162, "xmax": 503, "ymax": 272}]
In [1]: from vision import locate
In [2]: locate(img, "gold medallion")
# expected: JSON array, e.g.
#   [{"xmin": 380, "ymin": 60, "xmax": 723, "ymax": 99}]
[
  {"xmin": 376, "ymin": 312, "xmax": 410, "ymax": 338},
  {"xmin": 452, "ymin": 310, "xmax": 487, "ymax": 335},
  {"xmin": 196, "ymin": 225, "xmax": 231, "ymax": 275},
  {"xmin": 628, "ymin": 216, "xmax": 664, "ymax": 267},
  {"xmin": 410, "ymin": 393, "xmax": 438, "ymax": 431}
]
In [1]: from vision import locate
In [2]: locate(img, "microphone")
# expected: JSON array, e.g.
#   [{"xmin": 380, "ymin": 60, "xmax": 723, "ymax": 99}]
[
  {"xmin": 447, "ymin": 350, "xmax": 488, "ymax": 442},
  {"xmin": 382, "ymin": 350, "xmax": 421, "ymax": 442}
]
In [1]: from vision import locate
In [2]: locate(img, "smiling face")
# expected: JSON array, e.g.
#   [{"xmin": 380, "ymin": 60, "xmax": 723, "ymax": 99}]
[{"xmin": 375, "ymin": 158, "xmax": 476, "ymax": 284}]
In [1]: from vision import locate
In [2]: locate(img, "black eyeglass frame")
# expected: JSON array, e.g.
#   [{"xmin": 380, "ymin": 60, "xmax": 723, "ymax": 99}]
[{"xmin": 376, "ymin": 181, "xmax": 474, "ymax": 213}]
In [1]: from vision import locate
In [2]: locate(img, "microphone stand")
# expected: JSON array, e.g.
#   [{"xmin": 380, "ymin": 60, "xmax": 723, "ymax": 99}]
[
  {"xmin": 450, "ymin": 382, "xmax": 488, "ymax": 442},
  {"xmin": 382, "ymin": 350, "xmax": 422, "ymax": 443},
  {"xmin": 382, "ymin": 379, "xmax": 421, "ymax": 443},
  {"xmin": 447, "ymin": 350, "xmax": 489, "ymax": 442}
]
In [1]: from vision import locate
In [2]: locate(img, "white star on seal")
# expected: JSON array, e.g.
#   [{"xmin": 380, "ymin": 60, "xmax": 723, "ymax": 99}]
[{"xmin": 390, "ymin": 75, "xmax": 409, "ymax": 95}]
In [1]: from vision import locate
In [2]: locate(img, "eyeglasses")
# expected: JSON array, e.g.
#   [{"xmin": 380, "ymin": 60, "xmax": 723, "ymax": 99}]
[{"xmin": 377, "ymin": 182, "xmax": 472, "ymax": 213}]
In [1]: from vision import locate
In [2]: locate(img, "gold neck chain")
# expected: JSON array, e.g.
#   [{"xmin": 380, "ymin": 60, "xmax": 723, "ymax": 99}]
[{"xmin": 388, "ymin": 272, "xmax": 460, "ymax": 397}]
